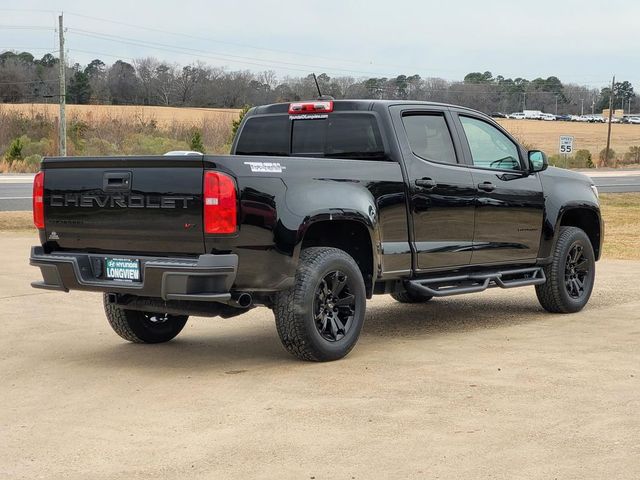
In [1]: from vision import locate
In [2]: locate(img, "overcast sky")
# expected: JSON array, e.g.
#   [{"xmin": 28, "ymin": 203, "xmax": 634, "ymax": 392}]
[{"xmin": 2, "ymin": 0, "xmax": 638, "ymax": 88}]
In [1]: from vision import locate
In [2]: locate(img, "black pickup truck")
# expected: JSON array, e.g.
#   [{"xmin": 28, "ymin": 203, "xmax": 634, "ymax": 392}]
[{"xmin": 30, "ymin": 99, "xmax": 603, "ymax": 361}]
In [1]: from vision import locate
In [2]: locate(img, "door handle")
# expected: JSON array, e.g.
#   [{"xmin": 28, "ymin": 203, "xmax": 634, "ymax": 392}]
[
  {"xmin": 103, "ymin": 172, "xmax": 132, "ymax": 192},
  {"xmin": 477, "ymin": 181, "xmax": 495, "ymax": 192},
  {"xmin": 415, "ymin": 177, "xmax": 436, "ymax": 189}
]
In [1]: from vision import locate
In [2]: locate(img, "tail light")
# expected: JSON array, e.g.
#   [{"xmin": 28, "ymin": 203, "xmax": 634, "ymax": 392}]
[
  {"xmin": 288, "ymin": 100, "xmax": 333, "ymax": 114},
  {"xmin": 33, "ymin": 171, "xmax": 45, "ymax": 229},
  {"xmin": 203, "ymin": 171, "xmax": 237, "ymax": 234}
]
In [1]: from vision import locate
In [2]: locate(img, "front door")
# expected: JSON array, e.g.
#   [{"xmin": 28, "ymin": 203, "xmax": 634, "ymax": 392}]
[
  {"xmin": 453, "ymin": 113, "xmax": 545, "ymax": 264},
  {"xmin": 391, "ymin": 106, "xmax": 476, "ymax": 271}
]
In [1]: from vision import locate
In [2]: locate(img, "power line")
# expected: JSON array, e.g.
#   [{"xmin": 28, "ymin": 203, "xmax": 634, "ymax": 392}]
[
  {"xmin": 0, "ymin": 79, "xmax": 59, "ymax": 85},
  {"xmin": 65, "ymin": 28, "xmax": 614, "ymax": 88},
  {"xmin": 68, "ymin": 48, "xmax": 135, "ymax": 62},
  {"xmin": 66, "ymin": 28, "xmax": 397, "ymax": 77},
  {"xmin": 0, "ymin": 25, "xmax": 55, "ymax": 31},
  {"xmin": 63, "ymin": 11, "xmax": 472, "ymax": 78}
]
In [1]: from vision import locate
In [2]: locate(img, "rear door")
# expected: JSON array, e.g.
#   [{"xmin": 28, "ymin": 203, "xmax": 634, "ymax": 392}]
[
  {"xmin": 390, "ymin": 105, "xmax": 476, "ymax": 271},
  {"xmin": 452, "ymin": 113, "xmax": 544, "ymax": 264},
  {"xmin": 43, "ymin": 156, "xmax": 205, "ymax": 255}
]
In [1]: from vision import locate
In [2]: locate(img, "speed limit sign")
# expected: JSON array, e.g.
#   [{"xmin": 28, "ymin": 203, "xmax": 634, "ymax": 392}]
[{"xmin": 559, "ymin": 135, "xmax": 574, "ymax": 154}]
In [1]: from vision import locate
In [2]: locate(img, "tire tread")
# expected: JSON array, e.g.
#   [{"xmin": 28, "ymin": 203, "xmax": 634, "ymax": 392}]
[
  {"xmin": 274, "ymin": 247, "xmax": 363, "ymax": 361},
  {"xmin": 536, "ymin": 226, "xmax": 594, "ymax": 313}
]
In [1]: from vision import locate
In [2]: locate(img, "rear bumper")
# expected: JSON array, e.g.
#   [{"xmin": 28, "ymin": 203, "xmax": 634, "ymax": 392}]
[{"xmin": 29, "ymin": 246, "xmax": 238, "ymax": 303}]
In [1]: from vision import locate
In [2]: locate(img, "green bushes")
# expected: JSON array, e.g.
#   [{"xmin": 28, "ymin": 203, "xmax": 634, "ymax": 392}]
[
  {"xmin": 599, "ymin": 148, "xmax": 616, "ymax": 165},
  {"xmin": 548, "ymin": 150, "xmax": 594, "ymax": 169},
  {"xmin": 623, "ymin": 146, "xmax": 640, "ymax": 165},
  {"xmin": 120, "ymin": 134, "xmax": 189, "ymax": 155},
  {"xmin": 189, "ymin": 130, "xmax": 205, "ymax": 153},
  {"xmin": 0, "ymin": 108, "xmax": 235, "ymax": 172},
  {"xmin": 4, "ymin": 137, "xmax": 23, "ymax": 163}
]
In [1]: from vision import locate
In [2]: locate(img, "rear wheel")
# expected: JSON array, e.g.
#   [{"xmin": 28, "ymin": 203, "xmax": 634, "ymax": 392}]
[
  {"xmin": 103, "ymin": 294, "xmax": 188, "ymax": 343},
  {"xmin": 273, "ymin": 247, "xmax": 366, "ymax": 361},
  {"xmin": 536, "ymin": 227, "xmax": 595, "ymax": 313},
  {"xmin": 391, "ymin": 289, "xmax": 433, "ymax": 303}
]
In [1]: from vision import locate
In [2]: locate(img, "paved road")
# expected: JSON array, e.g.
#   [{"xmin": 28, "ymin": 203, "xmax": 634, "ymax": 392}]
[
  {"xmin": 2, "ymin": 231, "xmax": 639, "ymax": 479},
  {"xmin": 590, "ymin": 174, "xmax": 640, "ymax": 193},
  {"xmin": 2, "ymin": 171, "xmax": 640, "ymax": 212}
]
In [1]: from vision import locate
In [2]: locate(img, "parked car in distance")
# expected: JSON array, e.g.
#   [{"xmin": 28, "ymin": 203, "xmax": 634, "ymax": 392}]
[
  {"xmin": 509, "ymin": 112, "xmax": 526, "ymax": 119},
  {"xmin": 556, "ymin": 114, "xmax": 572, "ymax": 122},
  {"xmin": 523, "ymin": 110, "xmax": 543, "ymax": 120},
  {"xmin": 628, "ymin": 116, "xmax": 640, "ymax": 124},
  {"xmin": 491, "ymin": 112, "xmax": 508, "ymax": 118},
  {"xmin": 541, "ymin": 113, "xmax": 556, "ymax": 121}
]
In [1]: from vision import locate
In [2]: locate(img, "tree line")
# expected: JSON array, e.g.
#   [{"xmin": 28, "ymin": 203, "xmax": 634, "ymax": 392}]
[{"xmin": 0, "ymin": 50, "xmax": 636, "ymax": 115}]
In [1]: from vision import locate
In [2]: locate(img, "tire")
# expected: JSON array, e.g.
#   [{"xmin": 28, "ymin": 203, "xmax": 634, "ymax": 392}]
[
  {"xmin": 273, "ymin": 247, "xmax": 367, "ymax": 362},
  {"xmin": 390, "ymin": 289, "xmax": 433, "ymax": 303},
  {"xmin": 536, "ymin": 226, "xmax": 596, "ymax": 313},
  {"xmin": 103, "ymin": 294, "xmax": 188, "ymax": 343}
]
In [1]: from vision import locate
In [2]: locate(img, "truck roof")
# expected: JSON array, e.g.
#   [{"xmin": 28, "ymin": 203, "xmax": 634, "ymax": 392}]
[{"xmin": 251, "ymin": 99, "xmax": 487, "ymax": 117}]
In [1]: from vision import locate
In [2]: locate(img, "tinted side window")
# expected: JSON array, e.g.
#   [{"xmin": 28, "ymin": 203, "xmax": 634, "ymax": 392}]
[
  {"xmin": 459, "ymin": 116, "xmax": 521, "ymax": 170},
  {"xmin": 236, "ymin": 115, "xmax": 289, "ymax": 156},
  {"xmin": 402, "ymin": 114, "xmax": 457, "ymax": 164},
  {"xmin": 292, "ymin": 114, "xmax": 386, "ymax": 160}
]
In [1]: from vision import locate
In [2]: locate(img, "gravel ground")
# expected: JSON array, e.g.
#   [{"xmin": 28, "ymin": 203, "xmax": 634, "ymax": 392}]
[{"xmin": 1, "ymin": 232, "xmax": 639, "ymax": 479}]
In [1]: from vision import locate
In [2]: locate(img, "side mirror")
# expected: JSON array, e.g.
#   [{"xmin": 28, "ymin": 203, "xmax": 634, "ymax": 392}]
[{"xmin": 528, "ymin": 150, "xmax": 548, "ymax": 172}]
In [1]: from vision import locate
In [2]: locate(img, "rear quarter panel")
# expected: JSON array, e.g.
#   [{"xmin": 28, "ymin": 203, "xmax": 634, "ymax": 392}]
[{"xmin": 205, "ymin": 155, "xmax": 408, "ymax": 291}]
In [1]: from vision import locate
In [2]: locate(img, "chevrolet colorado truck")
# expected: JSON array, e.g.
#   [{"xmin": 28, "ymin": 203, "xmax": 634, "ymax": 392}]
[{"xmin": 30, "ymin": 99, "xmax": 603, "ymax": 361}]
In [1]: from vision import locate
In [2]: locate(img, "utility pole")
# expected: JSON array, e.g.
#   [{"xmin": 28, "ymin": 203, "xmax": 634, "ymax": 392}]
[
  {"xmin": 555, "ymin": 95, "xmax": 558, "ymax": 115},
  {"xmin": 604, "ymin": 75, "xmax": 615, "ymax": 167},
  {"xmin": 58, "ymin": 13, "xmax": 66, "ymax": 156},
  {"xmin": 580, "ymin": 98, "xmax": 584, "ymax": 116},
  {"xmin": 522, "ymin": 92, "xmax": 526, "ymax": 111}
]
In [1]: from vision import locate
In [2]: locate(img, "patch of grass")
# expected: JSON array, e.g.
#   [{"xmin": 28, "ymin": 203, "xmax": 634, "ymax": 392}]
[
  {"xmin": 599, "ymin": 193, "xmax": 640, "ymax": 260},
  {"xmin": 0, "ymin": 211, "xmax": 34, "ymax": 231}
]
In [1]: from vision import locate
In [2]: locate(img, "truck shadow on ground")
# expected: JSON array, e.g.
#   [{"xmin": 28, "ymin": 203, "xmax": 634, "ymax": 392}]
[
  {"xmin": 67, "ymin": 294, "xmax": 562, "ymax": 370},
  {"xmin": 362, "ymin": 295, "xmax": 548, "ymax": 338}
]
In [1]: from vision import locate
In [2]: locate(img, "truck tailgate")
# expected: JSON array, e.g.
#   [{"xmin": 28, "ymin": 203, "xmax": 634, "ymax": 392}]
[{"xmin": 42, "ymin": 156, "xmax": 205, "ymax": 255}]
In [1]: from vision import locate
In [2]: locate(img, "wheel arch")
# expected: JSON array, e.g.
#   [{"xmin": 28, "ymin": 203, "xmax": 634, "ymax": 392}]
[
  {"xmin": 295, "ymin": 215, "xmax": 378, "ymax": 298},
  {"xmin": 557, "ymin": 206, "xmax": 603, "ymax": 260}
]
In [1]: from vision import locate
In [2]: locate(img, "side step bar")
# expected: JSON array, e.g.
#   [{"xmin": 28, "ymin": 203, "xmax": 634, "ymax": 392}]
[{"xmin": 407, "ymin": 267, "xmax": 546, "ymax": 298}]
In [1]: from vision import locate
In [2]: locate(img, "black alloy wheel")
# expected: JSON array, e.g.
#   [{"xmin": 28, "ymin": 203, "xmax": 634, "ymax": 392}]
[
  {"xmin": 273, "ymin": 247, "xmax": 367, "ymax": 361},
  {"xmin": 536, "ymin": 226, "xmax": 596, "ymax": 313},
  {"xmin": 314, "ymin": 270, "xmax": 357, "ymax": 342},
  {"xmin": 564, "ymin": 243, "xmax": 591, "ymax": 299}
]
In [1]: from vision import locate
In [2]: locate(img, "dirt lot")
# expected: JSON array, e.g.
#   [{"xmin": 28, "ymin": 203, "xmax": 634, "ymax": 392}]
[
  {"xmin": 496, "ymin": 119, "xmax": 640, "ymax": 159},
  {"xmin": 1, "ymin": 231, "xmax": 639, "ymax": 479}
]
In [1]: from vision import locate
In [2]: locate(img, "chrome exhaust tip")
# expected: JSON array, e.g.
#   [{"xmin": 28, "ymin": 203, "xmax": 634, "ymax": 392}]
[{"xmin": 229, "ymin": 292, "xmax": 252, "ymax": 309}]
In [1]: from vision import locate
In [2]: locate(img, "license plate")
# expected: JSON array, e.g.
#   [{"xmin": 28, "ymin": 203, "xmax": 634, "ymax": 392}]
[{"xmin": 105, "ymin": 258, "xmax": 141, "ymax": 282}]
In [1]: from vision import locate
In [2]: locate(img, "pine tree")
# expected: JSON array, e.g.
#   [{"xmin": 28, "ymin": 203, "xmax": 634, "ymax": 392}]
[
  {"xmin": 189, "ymin": 130, "xmax": 205, "ymax": 153},
  {"xmin": 5, "ymin": 137, "xmax": 24, "ymax": 164}
]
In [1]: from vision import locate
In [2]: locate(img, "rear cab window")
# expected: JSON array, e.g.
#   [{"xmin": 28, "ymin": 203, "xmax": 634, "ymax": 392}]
[
  {"xmin": 401, "ymin": 113, "xmax": 458, "ymax": 164},
  {"xmin": 235, "ymin": 110, "xmax": 388, "ymax": 161}
]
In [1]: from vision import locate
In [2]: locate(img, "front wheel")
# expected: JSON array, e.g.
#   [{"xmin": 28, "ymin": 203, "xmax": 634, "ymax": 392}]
[
  {"xmin": 273, "ymin": 247, "xmax": 366, "ymax": 361},
  {"xmin": 103, "ymin": 294, "xmax": 188, "ymax": 343},
  {"xmin": 536, "ymin": 227, "xmax": 595, "ymax": 313}
]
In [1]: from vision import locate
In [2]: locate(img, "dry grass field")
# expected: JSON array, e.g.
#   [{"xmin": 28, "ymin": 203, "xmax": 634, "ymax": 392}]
[
  {"xmin": 2, "ymin": 104, "xmax": 637, "ymax": 160},
  {"xmin": 0, "ymin": 103, "xmax": 241, "ymax": 128},
  {"xmin": 497, "ymin": 119, "xmax": 640, "ymax": 159}
]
